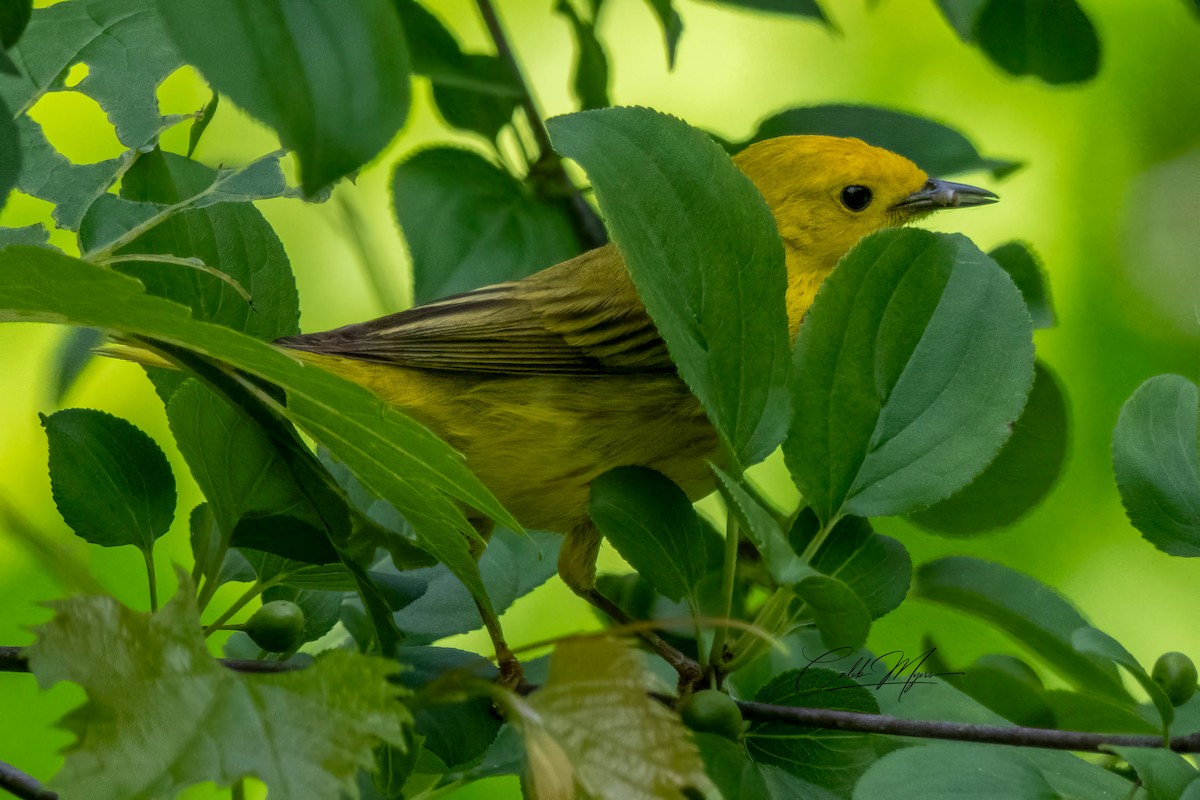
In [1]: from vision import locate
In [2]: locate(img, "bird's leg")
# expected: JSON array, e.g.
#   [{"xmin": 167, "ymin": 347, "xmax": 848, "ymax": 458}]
[
  {"xmin": 469, "ymin": 518, "xmax": 524, "ymax": 689},
  {"xmin": 559, "ymin": 521, "xmax": 704, "ymax": 691}
]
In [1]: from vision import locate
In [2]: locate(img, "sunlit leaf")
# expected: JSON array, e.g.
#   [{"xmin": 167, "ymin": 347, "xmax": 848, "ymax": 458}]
[
  {"xmin": 1112, "ymin": 374, "xmax": 1200, "ymax": 557},
  {"xmin": 548, "ymin": 106, "xmax": 792, "ymax": 470},
  {"xmin": 42, "ymin": 407, "xmax": 175, "ymax": 554},
  {"xmin": 27, "ymin": 583, "xmax": 412, "ymax": 800}
]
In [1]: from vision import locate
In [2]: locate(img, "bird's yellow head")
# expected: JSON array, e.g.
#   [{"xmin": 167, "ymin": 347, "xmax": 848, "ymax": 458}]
[{"xmin": 733, "ymin": 135, "xmax": 997, "ymax": 337}]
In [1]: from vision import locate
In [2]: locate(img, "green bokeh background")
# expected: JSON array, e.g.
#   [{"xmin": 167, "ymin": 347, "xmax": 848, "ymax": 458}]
[{"xmin": 1, "ymin": 0, "xmax": 1199, "ymax": 796}]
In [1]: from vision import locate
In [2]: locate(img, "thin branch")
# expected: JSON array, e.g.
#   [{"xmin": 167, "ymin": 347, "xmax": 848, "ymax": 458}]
[
  {"xmin": 0, "ymin": 646, "xmax": 299, "ymax": 676},
  {"xmin": 473, "ymin": 0, "xmax": 607, "ymax": 249},
  {"xmin": 0, "ymin": 759, "xmax": 56, "ymax": 800}
]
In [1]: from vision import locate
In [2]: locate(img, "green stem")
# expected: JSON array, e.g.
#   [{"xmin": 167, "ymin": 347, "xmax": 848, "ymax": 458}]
[
  {"xmin": 203, "ymin": 581, "xmax": 267, "ymax": 637},
  {"xmin": 707, "ymin": 511, "xmax": 742, "ymax": 672},
  {"xmin": 799, "ymin": 515, "xmax": 840, "ymax": 564},
  {"xmin": 143, "ymin": 548, "xmax": 159, "ymax": 612}
]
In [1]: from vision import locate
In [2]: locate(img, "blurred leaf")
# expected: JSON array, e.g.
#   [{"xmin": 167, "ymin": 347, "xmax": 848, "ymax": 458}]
[
  {"xmin": 588, "ymin": 466, "xmax": 708, "ymax": 610},
  {"xmin": 1045, "ymin": 688, "xmax": 1160, "ymax": 734},
  {"xmin": 1112, "ymin": 374, "xmax": 1200, "ymax": 556},
  {"xmin": 28, "ymin": 584, "xmax": 412, "ymax": 800},
  {"xmin": 786, "ymin": 229, "xmax": 1034, "ymax": 524},
  {"xmin": 393, "ymin": 147, "xmax": 579, "ymax": 304},
  {"xmin": 42, "ymin": 408, "xmax": 175, "ymax": 554},
  {"xmin": 0, "ymin": 0, "xmax": 31, "ymax": 53},
  {"xmin": 525, "ymin": 637, "xmax": 715, "ymax": 799},
  {"xmin": 0, "ymin": 222, "xmax": 50, "ymax": 248},
  {"xmin": 431, "ymin": 55, "xmax": 519, "ymax": 141},
  {"xmin": 186, "ymin": 91, "xmax": 218, "ymax": 158},
  {"xmin": 395, "ymin": 647, "xmax": 501, "ymax": 770},
  {"xmin": 231, "ymin": 513, "xmax": 340, "ymax": 565},
  {"xmin": 394, "ymin": 0, "xmax": 520, "ymax": 96},
  {"xmin": 51, "ymin": 326, "xmax": 104, "ymax": 403},
  {"xmin": 700, "ymin": 0, "xmax": 826, "ymax": 21},
  {"xmin": 556, "ymin": 0, "xmax": 610, "ymax": 110},
  {"xmin": 913, "ymin": 557, "xmax": 1131, "ymax": 702},
  {"xmin": 739, "ymin": 104, "xmax": 1020, "ymax": 178},
  {"xmin": 1073, "ymin": 627, "xmax": 1174, "ymax": 729},
  {"xmin": 158, "ymin": 0, "xmax": 411, "ymax": 193},
  {"xmin": 744, "ymin": 668, "xmax": 878, "ymax": 795},
  {"xmin": 960, "ymin": 654, "xmax": 1055, "ymax": 728},
  {"xmin": 853, "ymin": 742, "xmax": 1057, "ymax": 799},
  {"xmin": 0, "ymin": 248, "xmax": 517, "ymax": 614},
  {"xmin": 1104, "ymin": 747, "xmax": 1196, "ymax": 800},
  {"xmin": 714, "ymin": 465, "xmax": 806, "ymax": 584},
  {"xmin": 973, "ymin": 0, "xmax": 1100, "ymax": 85},
  {"xmin": 790, "ymin": 510, "xmax": 911, "ymax": 619},
  {"xmin": 0, "ymin": 95, "xmax": 16, "ymax": 210},
  {"xmin": 910, "ymin": 361, "xmax": 1069, "ymax": 535},
  {"xmin": 643, "ymin": 0, "xmax": 682, "ymax": 67},
  {"xmin": 548, "ymin": 106, "xmax": 792, "ymax": 470},
  {"xmin": 1, "ymin": 0, "xmax": 182, "ymax": 148},
  {"xmin": 990, "ymin": 241, "xmax": 1055, "ymax": 328},
  {"xmin": 392, "ymin": 528, "xmax": 560, "ymax": 644},
  {"xmin": 262, "ymin": 584, "xmax": 343, "ymax": 645},
  {"xmin": 932, "ymin": 0, "xmax": 988, "ymax": 39},
  {"xmin": 696, "ymin": 734, "xmax": 840, "ymax": 800}
]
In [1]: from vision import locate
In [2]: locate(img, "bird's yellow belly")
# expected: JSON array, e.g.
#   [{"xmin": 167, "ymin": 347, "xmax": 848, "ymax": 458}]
[{"xmin": 302, "ymin": 355, "xmax": 720, "ymax": 531}]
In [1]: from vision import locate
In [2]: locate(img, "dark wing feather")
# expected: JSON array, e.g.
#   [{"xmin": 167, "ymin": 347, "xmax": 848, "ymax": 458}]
[{"xmin": 276, "ymin": 247, "xmax": 674, "ymax": 376}]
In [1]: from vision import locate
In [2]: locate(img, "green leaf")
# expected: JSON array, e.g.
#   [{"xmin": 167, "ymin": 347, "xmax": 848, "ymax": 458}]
[
  {"xmin": 790, "ymin": 510, "xmax": 911, "ymax": 619},
  {"xmin": 974, "ymin": 0, "xmax": 1101, "ymax": 85},
  {"xmin": 643, "ymin": 0, "xmax": 683, "ymax": 68},
  {"xmin": 51, "ymin": 326, "xmax": 104, "ymax": 404},
  {"xmin": 524, "ymin": 637, "xmax": 715, "ymax": 799},
  {"xmin": 696, "ymin": 734, "xmax": 840, "ymax": 800},
  {"xmin": 0, "ymin": 0, "xmax": 32, "ymax": 53},
  {"xmin": 28, "ymin": 582, "xmax": 412, "ymax": 800},
  {"xmin": 548, "ymin": 106, "xmax": 792, "ymax": 470},
  {"xmin": 0, "ymin": 95, "xmax": 17, "ymax": 210},
  {"xmin": 158, "ymin": 0, "xmax": 411, "ymax": 193},
  {"xmin": 745, "ymin": 668, "xmax": 878, "ymax": 796},
  {"xmin": 853, "ymin": 743, "xmax": 1058, "ymax": 799},
  {"xmin": 555, "ymin": 0, "xmax": 610, "ymax": 110},
  {"xmin": 392, "ymin": 147, "xmax": 579, "ymax": 304},
  {"xmin": 185, "ymin": 91, "xmax": 218, "ymax": 158},
  {"xmin": 0, "ymin": 247, "xmax": 517, "ymax": 612},
  {"xmin": 959, "ymin": 653, "xmax": 1055, "ymax": 728},
  {"xmin": 430, "ymin": 55, "xmax": 520, "ymax": 142},
  {"xmin": 1045, "ymin": 688, "xmax": 1160, "ymax": 734},
  {"xmin": 588, "ymin": 466, "xmax": 708, "ymax": 609},
  {"xmin": 700, "ymin": 0, "xmax": 826, "ymax": 21},
  {"xmin": 989, "ymin": 241, "xmax": 1055, "ymax": 328},
  {"xmin": 913, "ymin": 557, "xmax": 1131, "ymax": 702},
  {"xmin": 395, "ymin": 647, "xmax": 501, "ymax": 770},
  {"xmin": 1073, "ymin": 627, "xmax": 1175, "ymax": 729},
  {"xmin": 42, "ymin": 407, "xmax": 175, "ymax": 553},
  {"xmin": 231, "ymin": 512, "xmax": 339, "ymax": 565},
  {"xmin": 794, "ymin": 574, "xmax": 872, "ymax": 650},
  {"xmin": 933, "ymin": 0, "xmax": 988, "ymax": 40},
  {"xmin": 786, "ymin": 229, "xmax": 1034, "ymax": 524},
  {"xmin": 394, "ymin": 0, "xmax": 521, "ymax": 96},
  {"xmin": 910, "ymin": 361, "xmax": 1069, "ymax": 535},
  {"xmin": 739, "ymin": 104, "xmax": 1020, "ymax": 178},
  {"xmin": 1113, "ymin": 374, "xmax": 1200, "ymax": 556},
  {"xmin": 1102, "ymin": 747, "xmax": 1196, "ymax": 800},
  {"xmin": 714, "ymin": 464, "xmax": 806, "ymax": 585}
]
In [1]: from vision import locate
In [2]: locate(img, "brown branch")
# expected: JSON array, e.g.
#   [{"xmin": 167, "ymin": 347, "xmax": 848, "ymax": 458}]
[
  {"xmin": 473, "ymin": 0, "xmax": 607, "ymax": 249},
  {"xmin": 0, "ymin": 646, "xmax": 300, "ymax": 676},
  {"xmin": 0, "ymin": 759, "xmax": 56, "ymax": 800}
]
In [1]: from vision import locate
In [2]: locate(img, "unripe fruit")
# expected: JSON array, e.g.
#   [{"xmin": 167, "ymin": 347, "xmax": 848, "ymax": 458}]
[
  {"xmin": 245, "ymin": 600, "xmax": 306, "ymax": 653},
  {"xmin": 679, "ymin": 689, "xmax": 743, "ymax": 740},
  {"xmin": 1152, "ymin": 652, "xmax": 1198, "ymax": 707}
]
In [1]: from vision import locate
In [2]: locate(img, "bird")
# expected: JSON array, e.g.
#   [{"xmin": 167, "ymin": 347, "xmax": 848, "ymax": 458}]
[{"xmin": 273, "ymin": 134, "xmax": 998, "ymax": 681}]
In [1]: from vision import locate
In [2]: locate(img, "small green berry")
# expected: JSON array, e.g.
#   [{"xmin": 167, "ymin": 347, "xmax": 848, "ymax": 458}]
[
  {"xmin": 245, "ymin": 600, "xmax": 306, "ymax": 653},
  {"xmin": 679, "ymin": 689, "xmax": 743, "ymax": 740},
  {"xmin": 1152, "ymin": 652, "xmax": 1198, "ymax": 707}
]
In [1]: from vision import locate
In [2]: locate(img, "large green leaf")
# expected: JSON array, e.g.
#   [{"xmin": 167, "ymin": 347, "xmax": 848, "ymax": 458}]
[
  {"xmin": 738, "ymin": 104, "xmax": 1019, "ymax": 178},
  {"xmin": 913, "ymin": 557, "xmax": 1131, "ymax": 702},
  {"xmin": 392, "ymin": 147, "xmax": 578, "ymax": 304},
  {"xmin": 588, "ymin": 466, "xmax": 708, "ymax": 610},
  {"xmin": 42, "ymin": 408, "xmax": 175, "ymax": 555},
  {"xmin": 744, "ymin": 668, "xmax": 879, "ymax": 796},
  {"xmin": 1112, "ymin": 374, "xmax": 1200, "ymax": 557},
  {"xmin": 910, "ymin": 361, "xmax": 1069, "ymax": 535},
  {"xmin": 853, "ymin": 743, "xmax": 1058, "ymax": 800},
  {"xmin": 1107, "ymin": 747, "xmax": 1198, "ymax": 800},
  {"xmin": 28, "ymin": 583, "xmax": 411, "ymax": 800},
  {"xmin": 548, "ymin": 106, "xmax": 791, "ymax": 470},
  {"xmin": 1072, "ymin": 627, "xmax": 1174, "ymax": 730},
  {"xmin": 158, "ymin": 0, "xmax": 411, "ymax": 193},
  {"xmin": 786, "ymin": 229, "xmax": 1034, "ymax": 525},
  {"xmin": 974, "ymin": 0, "xmax": 1100, "ymax": 85},
  {"xmin": 0, "ymin": 247, "xmax": 517, "ymax": 611}
]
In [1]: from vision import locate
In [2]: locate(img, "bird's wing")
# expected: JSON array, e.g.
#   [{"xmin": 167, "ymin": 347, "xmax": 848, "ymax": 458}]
[{"xmin": 276, "ymin": 246, "xmax": 675, "ymax": 375}]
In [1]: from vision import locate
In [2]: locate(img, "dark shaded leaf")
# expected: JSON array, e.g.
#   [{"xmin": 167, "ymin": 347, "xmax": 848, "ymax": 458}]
[
  {"xmin": 0, "ymin": 95, "xmax": 17, "ymax": 209},
  {"xmin": 42, "ymin": 407, "xmax": 175, "ymax": 553},
  {"xmin": 786, "ymin": 229, "xmax": 1034, "ymax": 524},
  {"xmin": 393, "ymin": 146, "xmax": 579, "ymax": 304},
  {"xmin": 990, "ymin": 240, "xmax": 1055, "ymax": 328},
  {"xmin": 231, "ymin": 513, "xmax": 340, "ymax": 565},
  {"xmin": 910, "ymin": 361, "xmax": 1069, "ymax": 535},
  {"xmin": 431, "ymin": 55, "xmax": 519, "ymax": 141},
  {"xmin": 548, "ymin": 106, "xmax": 791, "ymax": 470},
  {"xmin": 0, "ymin": 0, "xmax": 31, "ymax": 51},
  {"xmin": 790, "ymin": 510, "xmax": 911, "ymax": 619},
  {"xmin": 1112, "ymin": 374, "xmax": 1200, "ymax": 556},
  {"xmin": 960, "ymin": 654, "xmax": 1055, "ymax": 728},
  {"xmin": 739, "ymin": 104, "xmax": 1019, "ymax": 178},
  {"xmin": 975, "ymin": 0, "xmax": 1101, "ymax": 85},
  {"xmin": 395, "ymin": 647, "xmax": 501, "ymax": 770},
  {"xmin": 556, "ymin": 0, "xmax": 610, "ymax": 110},
  {"xmin": 158, "ymin": 0, "xmax": 411, "ymax": 193},
  {"xmin": 51, "ymin": 326, "xmax": 104, "ymax": 404},
  {"xmin": 643, "ymin": 0, "xmax": 683, "ymax": 67},
  {"xmin": 696, "ymin": 734, "xmax": 840, "ymax": 800},
  {"xmin": 700, "ymin": 0, "xmax": 826, "ymax": 21}
]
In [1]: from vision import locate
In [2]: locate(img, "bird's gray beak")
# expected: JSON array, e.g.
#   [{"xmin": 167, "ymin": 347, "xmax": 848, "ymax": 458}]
[{"xmin": 895, "ymin": 178, "xmax": 999, "ymax": 210}]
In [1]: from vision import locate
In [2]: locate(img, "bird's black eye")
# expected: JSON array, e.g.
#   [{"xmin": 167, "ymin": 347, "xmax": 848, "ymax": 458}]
[{"xmin": 841, "ymin": 185, "xmax": 873, "ymax": 212}]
